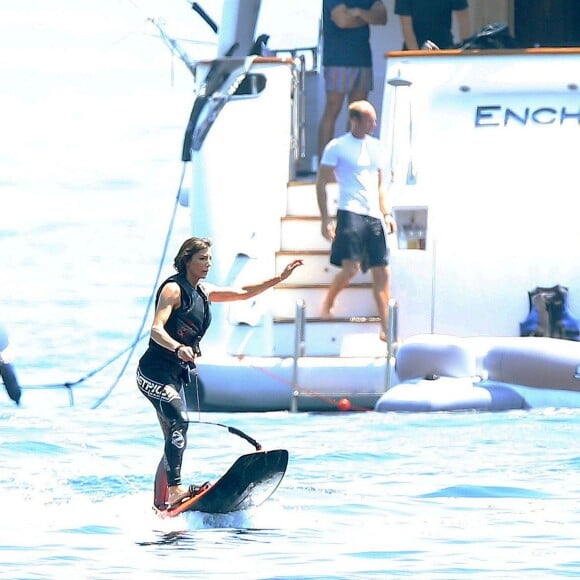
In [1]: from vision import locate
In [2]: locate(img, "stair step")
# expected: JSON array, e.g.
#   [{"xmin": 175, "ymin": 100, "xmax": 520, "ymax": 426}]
[
  {"xmin": 286, "ymin": 181, "xmax": 338, "ymax": 217},
  {"xmin": 276, "ymin": 251, "xmax": 372, "ymax": 285},
  {"xmin": 272, "ymin": 285, "xmax": 378, "ymax": 319},
  {"xmin": 272, "ymin": 318, "xmax": 387, "ymax": 357},
  {"xmin": 280, "ymin": 216, "xmax": 329, "ymax": 251},
  {"xmin": 275, "ymin": 316, "xmax": 381, "ymax": 324}
]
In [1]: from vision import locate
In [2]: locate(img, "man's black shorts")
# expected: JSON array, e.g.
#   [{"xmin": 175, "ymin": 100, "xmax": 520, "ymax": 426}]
[{"xmin": 330, "ymin": 210, "xmax": 389, "ymax": 273}]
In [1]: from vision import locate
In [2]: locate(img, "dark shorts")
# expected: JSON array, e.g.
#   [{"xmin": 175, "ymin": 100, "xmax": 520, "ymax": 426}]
[{"xmin": 330, "ymin": 210, "xmax": 389, "ymax": 273}]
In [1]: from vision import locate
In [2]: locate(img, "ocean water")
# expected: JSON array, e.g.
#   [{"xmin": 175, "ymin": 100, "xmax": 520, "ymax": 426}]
[
  {"xmin": 1, "ymin": 403, "xmax": 580, "ymax": 579},
  {"xmin": 2, "ymin": 3, "xmax": 580, "ymax": 579}
]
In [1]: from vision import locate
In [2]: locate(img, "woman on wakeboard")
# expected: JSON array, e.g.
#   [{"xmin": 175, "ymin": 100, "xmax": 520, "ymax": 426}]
[{"xmin": 136, "ymin": 236, "xmax": 302, "ymax": 509}]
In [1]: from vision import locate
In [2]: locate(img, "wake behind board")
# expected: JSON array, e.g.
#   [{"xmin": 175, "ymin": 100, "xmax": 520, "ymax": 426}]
[{"xmin": 163, "ymin": 449, "xmax": 288, "ymax": 517}]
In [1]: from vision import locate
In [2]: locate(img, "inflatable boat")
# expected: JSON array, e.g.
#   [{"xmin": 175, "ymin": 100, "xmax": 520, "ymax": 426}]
[{"xmin": 375, "ymin": 334, "xmax": 580, "ymax": 412}]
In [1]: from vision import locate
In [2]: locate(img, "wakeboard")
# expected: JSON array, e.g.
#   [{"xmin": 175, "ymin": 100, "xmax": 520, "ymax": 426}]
[{"xmin": 161, "ymin": 449, "xmax": 288, "ymax": 517}]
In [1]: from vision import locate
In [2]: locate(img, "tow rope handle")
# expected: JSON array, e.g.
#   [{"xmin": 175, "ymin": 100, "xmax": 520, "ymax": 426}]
[
  {"xmin": 190, "ymin": 420, "xmax": 262, "ymax": 451},
  {"xmin": 226, "ymin": 425, "xmax": 262, "ymax": 451}
]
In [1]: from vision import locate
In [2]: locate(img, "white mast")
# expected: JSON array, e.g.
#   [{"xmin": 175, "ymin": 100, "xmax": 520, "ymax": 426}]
[{"xmin": 217, "ymin": 0, "xmax": 262, "ymax": 57}]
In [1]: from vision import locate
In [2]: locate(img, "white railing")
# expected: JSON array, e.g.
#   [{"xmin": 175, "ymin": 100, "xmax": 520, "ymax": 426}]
[{"xmin": 289, "ymin": 299, "xmax": 399, "ymax": 412}]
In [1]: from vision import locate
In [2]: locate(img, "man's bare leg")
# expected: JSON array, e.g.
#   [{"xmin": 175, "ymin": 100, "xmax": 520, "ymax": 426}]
[
  {"xmin": 347, "ymin": 88, "xmax": 369, "ymax": 110},
  {"xmin": 321, "ymin": 260, "xmax": 359, "ymax": 318},
  {"xmin": 371, "ymin": 265, "xmax": 391, "ymax": 342},
  {"xmin": 318, "ymin": 91, "xmax": 345, "ymax": 161}
]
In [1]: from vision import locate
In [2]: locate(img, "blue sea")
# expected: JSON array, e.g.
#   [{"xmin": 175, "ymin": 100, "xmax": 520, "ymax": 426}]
[{"xmin": 1, "ymin": 2, "xmax": 580, "ymax": 579}]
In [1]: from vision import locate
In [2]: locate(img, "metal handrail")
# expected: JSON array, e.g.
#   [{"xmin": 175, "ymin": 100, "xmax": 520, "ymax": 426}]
[
  {"xmin": 290, "ymin": 298, "xmax": 398, "ymax": 410},
  {"xmin": 385, "ymin": 299, "xmax": 399, "ymax": 391},
  {"xmin": 290, "ymin": 299, "xmax": 306, "ymax": 412},
  {"xmin": 289, "ymin": 56, "xmax": 306, "ymax": 167}
]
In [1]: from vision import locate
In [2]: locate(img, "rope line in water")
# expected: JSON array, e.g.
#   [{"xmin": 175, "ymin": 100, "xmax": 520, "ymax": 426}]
[
  {"xmin": 91, "ymin": 163, "xmax": 187, "ymax": 409},
  {"xmin": 20, "ymin": 5, "xmax": 192, "ymax": 400},
  {"xmin": 233, "ymin": 356, "xmax": 373, "ymax": 412},
  {"xmin": 21, "ymin": 160, "xmax": 186, "ymax": 402},
  {"xmin": 21, "ymin": 331, "xmax": 149, "ymax": 391}
]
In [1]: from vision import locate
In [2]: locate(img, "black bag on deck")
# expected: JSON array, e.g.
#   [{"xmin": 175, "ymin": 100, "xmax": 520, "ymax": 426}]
[{"xmin": 459, "ymin": 22, "xmax": 518, "ymax": 50}]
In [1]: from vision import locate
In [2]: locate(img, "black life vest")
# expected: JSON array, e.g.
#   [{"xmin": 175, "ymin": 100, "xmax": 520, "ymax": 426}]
[
  {"xmin": 149, "ymin": 274, "xmax": 212, "ymax": 355},
  {"xmin": 519, "ymin": 285, "xmax": 580, "ymax": 340}
]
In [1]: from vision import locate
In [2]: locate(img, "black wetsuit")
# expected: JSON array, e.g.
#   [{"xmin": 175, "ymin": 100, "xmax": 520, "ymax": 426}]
[{"xmin": 137, "ymin": 274, "xmax": 211, "ymax": 489}]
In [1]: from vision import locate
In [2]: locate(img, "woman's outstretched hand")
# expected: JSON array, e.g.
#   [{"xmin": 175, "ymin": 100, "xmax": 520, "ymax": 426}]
[{"xmin": 279, "ymin": 259, "xmax": 304, "ymax": 280}]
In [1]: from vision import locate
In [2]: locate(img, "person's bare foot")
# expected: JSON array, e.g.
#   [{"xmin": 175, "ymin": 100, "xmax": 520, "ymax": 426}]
[
  {"xmin": 320, "ymin": 301, "xmax": 335, "ymax": 319},
  {"xmin": 166, "ymin": 485, "xmax": 191, "ymax": 507}
]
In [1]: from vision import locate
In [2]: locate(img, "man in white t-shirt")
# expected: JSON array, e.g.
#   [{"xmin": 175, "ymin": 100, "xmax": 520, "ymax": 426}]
[{"xmin": 316, "ymin": 100, "xmax": 396, "ymax": 342}]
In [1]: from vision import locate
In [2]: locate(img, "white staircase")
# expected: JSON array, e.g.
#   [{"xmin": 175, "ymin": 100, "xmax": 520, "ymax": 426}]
[{"xmin": 271, "ymin": 179, "xmax": 387, "ymax": 358}]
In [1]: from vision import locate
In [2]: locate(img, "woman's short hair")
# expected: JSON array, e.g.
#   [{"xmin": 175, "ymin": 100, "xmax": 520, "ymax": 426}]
[{"xmin": 173, "ymin": 237, "xmax": 212, "ymax": 274}]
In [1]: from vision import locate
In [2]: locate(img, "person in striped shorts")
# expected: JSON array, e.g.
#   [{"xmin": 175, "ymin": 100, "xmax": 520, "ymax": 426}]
[{"xmin": 318, "ymin": 0, "xmax": 387, "ymax": 162}]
